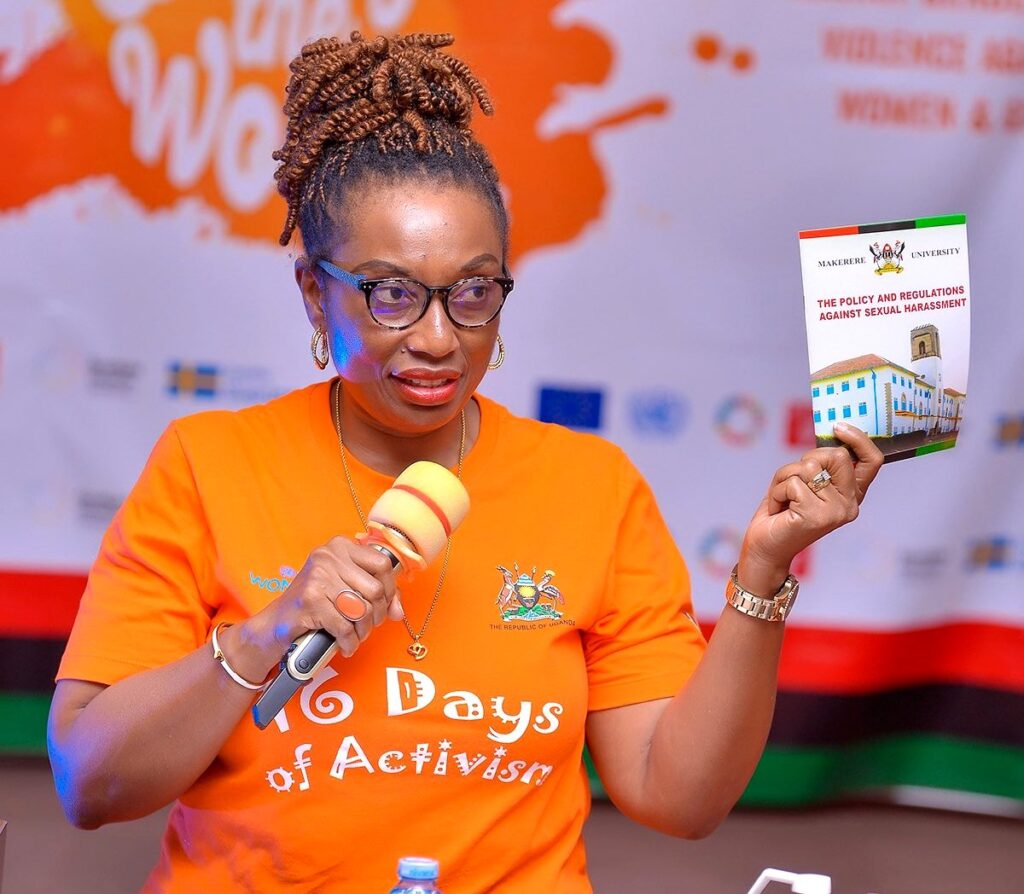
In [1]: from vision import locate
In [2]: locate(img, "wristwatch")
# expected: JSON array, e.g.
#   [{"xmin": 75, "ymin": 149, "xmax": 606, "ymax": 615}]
[{"xmin": 726, "ymin": 564, "xmax": 800, "ymax": 622}]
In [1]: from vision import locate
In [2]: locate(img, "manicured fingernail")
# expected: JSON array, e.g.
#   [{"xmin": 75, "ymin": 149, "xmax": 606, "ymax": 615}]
[
  {"xmin": 834, "ymin": 422, "xmax": 850, "ymax": 433},
  {"xmin": 335, "ymin": 591, "xmax": 367, "ymax": 621}
]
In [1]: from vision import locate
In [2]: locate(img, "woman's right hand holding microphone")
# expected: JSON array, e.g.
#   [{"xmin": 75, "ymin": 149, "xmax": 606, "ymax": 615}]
[{"xmin": 217, "ymin": 536, "xmax": 403, "ymax": 685}]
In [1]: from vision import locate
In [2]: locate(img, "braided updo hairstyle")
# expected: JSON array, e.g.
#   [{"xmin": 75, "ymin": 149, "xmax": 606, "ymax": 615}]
[{"xmin": 274, "ymin": 31, "xmax": 508, "ymax": 263}]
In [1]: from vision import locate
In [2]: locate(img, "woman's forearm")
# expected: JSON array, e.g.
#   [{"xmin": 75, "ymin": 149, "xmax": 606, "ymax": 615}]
[
  {"xmin": 48, "ymin": 624, "xmax": 277, "ymax": 828},
  {"xmin": 51, "ymin": 536, "xmax": 405, "ymax": 830},
  {"xmin": 642, "ymin": 600, "xmax": 784, "ymax": 836},
  {"xmin": 639, "ymin": 425, "xmax": 884, "ymax": 836},
  {"xmin": 639, "ymin": 559, "xmax": 790, "ymax": 836}
]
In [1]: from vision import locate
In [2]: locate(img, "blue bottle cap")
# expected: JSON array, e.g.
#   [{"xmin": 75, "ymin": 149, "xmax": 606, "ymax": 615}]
[{"xmin": 398, "ymin": 857, "xmax": 439, "ymax": 880}]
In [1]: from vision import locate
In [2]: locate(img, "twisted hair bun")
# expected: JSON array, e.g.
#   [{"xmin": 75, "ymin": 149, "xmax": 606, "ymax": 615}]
[{"xmin": 274, "ymin": 31, "xmax": 504, "ymax": 250}]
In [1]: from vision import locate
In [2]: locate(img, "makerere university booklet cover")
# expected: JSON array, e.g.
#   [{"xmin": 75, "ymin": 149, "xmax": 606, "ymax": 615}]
[{"xmin": 798, "ymin": 214, "xmax": 970, "ymax": 463}]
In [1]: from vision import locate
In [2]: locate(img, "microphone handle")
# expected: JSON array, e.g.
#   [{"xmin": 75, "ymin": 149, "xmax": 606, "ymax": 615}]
[{"xmin": 251, "ymin": 544, "xmax": 400, "ymax": 729}]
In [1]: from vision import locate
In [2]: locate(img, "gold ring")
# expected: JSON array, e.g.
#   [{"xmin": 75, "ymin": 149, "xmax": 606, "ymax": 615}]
[
  {"xmin": 808, "ymin": 469, "xmax": 832, "ymax": 494},
  {"xmin": 334, "ymin": 588, "xmax": 369, "ymax": 622}
]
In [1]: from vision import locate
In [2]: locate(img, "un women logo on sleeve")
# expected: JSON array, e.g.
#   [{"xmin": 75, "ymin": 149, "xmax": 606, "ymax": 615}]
[{"xmin": 248, "ymin": 565, "xmax": 296, "ymax": 592}]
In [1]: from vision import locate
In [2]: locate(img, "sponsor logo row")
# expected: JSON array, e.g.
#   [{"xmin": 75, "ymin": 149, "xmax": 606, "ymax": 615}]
[
  {"xmin": 7, "ymin": 348, "xmax": 1019, "ymax": 451},
  {"xmin": 165, "ymin": 362, "xmax": 286, "ymax": 404},
  {"xmin": 539, "ymin": 385, "xmax": 1024, "ymax": 451},
  {"xmin": 539, "ymin": 385, "xmax": 799, "ymax": 447},
  {"xmin": 698, "ymin": 530, "xmax": 1022, "ymax": 580}
]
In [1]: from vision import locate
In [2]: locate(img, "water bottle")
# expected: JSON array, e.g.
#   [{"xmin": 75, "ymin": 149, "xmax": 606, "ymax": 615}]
[{"xmin": 388, "ymin": 856, "xmax": 442, "ymax": 894}]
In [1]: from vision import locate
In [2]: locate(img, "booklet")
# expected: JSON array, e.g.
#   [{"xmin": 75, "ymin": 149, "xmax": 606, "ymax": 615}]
[{"xmin": 798, "ymin": 214, "xmax": 970, "ymax": 463}]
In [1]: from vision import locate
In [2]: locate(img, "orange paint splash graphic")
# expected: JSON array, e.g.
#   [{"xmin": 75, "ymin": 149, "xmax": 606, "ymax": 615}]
[
  {"xmin": 0, "ymin": 1, "xmax": 668, "ymax": 261},
  {"xmin": 692, "ymin": 32, "xmax": 756, "ymax": 73}
]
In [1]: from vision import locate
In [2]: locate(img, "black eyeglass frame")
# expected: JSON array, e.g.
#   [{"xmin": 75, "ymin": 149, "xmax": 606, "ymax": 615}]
[{"xmin": 317, "ymin": 259, "xmax": 514, "ymax": 331}]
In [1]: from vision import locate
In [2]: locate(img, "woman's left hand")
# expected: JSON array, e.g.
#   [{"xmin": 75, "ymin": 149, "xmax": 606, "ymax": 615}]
[{"xmin": 738, "ymin": 422, "xmax": 885, "ymax": 593}]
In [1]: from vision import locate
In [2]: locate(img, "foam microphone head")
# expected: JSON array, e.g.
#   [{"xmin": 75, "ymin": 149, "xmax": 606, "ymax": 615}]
[{"xmin": 357, "ymin": 461, "xmax": 470, "ymax": 570}]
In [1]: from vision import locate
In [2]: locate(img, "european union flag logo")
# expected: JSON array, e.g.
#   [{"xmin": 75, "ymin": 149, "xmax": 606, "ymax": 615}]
[{"xmin": 537, "ymin": 386, "xmax": 604, "ymax": 430}]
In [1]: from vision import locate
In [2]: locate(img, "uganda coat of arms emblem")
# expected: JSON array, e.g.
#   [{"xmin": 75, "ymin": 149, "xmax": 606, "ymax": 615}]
[
  {"xmin": 496, "ymin": 564, "xmax": 564, "ymax": 621},
  {"xmin": 869, "ymin": 240, "xmax": 906, "ymax": 274}
]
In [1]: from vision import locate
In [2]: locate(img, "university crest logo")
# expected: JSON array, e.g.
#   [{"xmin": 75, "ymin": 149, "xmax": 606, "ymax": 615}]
[
  {"xmin": 869, "ymin": 240, "xmax": 905, "ymax": 274},
  {"xmin": 496, "ymin": 565, "xmax": 564, "ymax": 621}
]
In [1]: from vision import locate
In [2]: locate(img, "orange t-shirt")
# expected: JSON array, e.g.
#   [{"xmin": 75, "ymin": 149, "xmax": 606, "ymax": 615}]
[{"xmin": 58, "ymin": 381, "xmax": 706, "ymax": 893}]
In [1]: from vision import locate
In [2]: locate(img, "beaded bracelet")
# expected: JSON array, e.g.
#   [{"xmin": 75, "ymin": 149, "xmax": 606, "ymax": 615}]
[{"xmin": 211, "ymin": 623, "xmax": 266, "ymax": 691}]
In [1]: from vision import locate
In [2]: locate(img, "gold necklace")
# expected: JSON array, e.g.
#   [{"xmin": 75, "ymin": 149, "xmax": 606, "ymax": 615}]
[{"xmin": 332, "ymin": 380, "xmax": 465, "ymax": 660}]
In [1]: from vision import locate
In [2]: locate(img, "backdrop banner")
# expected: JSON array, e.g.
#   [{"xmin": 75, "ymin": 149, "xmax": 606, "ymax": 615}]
[{"xmin": 1, "ymin": 0, "xmax": 1022, "ymax": 812}]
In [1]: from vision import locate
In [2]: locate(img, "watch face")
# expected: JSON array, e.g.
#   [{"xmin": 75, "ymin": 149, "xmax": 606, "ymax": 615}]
[{"xmin": 779, "ymin": 580, "xmax": 799, "ymax": 619}]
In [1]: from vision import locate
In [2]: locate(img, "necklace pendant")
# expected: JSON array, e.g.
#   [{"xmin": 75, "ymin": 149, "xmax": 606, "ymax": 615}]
[{"xmin": 407, "ymin": 640, "xmax": 428, "ymax": 661}]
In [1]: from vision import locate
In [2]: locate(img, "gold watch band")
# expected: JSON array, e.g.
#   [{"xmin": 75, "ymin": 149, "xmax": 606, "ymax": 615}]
[{"xmin": 725, "ymin": 565, "xmax": 800, "ymax": 622}]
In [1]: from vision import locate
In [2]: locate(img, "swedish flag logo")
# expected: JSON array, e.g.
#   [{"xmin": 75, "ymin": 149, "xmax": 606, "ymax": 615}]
[
  {"xmin": 967, "ymin": 537, "xmax": 1014, "ymax": 570},
  {"xmin": 167, "ymin": 363, "xmax": 220, "ymax": 397},
  {"xmin": 995, "ymin": 415, "xmax": 1024, "ymax": 447}
]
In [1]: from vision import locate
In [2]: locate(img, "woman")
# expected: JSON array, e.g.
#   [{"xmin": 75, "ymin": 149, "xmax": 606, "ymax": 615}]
[{"xmin": 48, "ymin": 32, "xmax": 883, "ymax": 893}]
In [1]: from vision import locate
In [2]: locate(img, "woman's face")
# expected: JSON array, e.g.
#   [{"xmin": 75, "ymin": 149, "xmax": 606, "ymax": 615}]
[{"xmin": 302, "ymin": 179, "xmax": 505, "ymax": 438}]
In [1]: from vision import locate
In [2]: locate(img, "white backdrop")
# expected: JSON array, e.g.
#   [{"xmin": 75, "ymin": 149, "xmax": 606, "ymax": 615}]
[{"xmin": 1, "ymin": 1, "xmax": 1021, "ymax": 686}]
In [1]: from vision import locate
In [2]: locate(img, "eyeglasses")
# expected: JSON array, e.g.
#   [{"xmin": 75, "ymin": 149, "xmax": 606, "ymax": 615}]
[{"xmin": 317, "ymin": 259, "xmax": 514, "ymax": 330}]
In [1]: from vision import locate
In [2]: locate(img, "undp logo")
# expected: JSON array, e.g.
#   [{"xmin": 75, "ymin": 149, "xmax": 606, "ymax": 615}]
[
  {"xmin": 714, "ymin": 394, "xmax": 766, "ymax": 447},
  {"xmin": 628, "ymin": 391, "xmax": 688, "ymax": 437}
]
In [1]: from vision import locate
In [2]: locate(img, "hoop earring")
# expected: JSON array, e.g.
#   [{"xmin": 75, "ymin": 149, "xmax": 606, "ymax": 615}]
[
  {"xmin": 311, "ymin": 326, "xmax": 330, "ymax": 370},
  {"xmin": 488, "ymin": 333, "xmax": 505, "ymax": 371}
]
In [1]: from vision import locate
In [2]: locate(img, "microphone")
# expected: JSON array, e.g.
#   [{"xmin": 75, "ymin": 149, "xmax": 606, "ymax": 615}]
[{"xmin": 252, "ymin": 461, "xmax": 470, "ymax": 729}]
